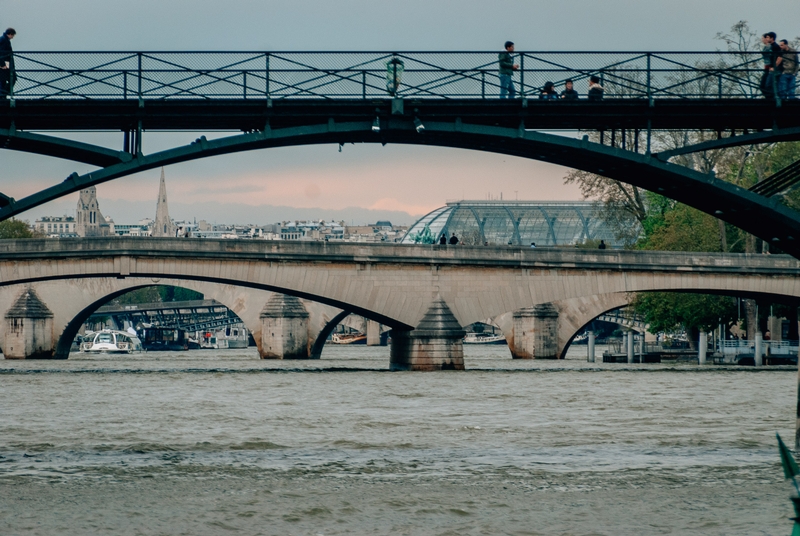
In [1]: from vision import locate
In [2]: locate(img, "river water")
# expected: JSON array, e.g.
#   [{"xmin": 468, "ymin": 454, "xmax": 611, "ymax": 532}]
[{"xmin": 1, "ymin": 344, "xmax": 797, "ymax": 535}]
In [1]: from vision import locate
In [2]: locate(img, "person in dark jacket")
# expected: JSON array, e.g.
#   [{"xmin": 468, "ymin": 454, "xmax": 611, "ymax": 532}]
[
  {"xmin": 587, "ymin": 75, "xmax": 604, "ymax": 101},
  {"xmin": 760, "ymin": 32, "xmax": 783, "ymax": 99},
  {"xmin": 0, "ymin": 28, "xmax": 16, "ymax": 97},
  {"xmin": 498, "ymin": 41, "xmax": 518, "ymax": 99},
  {"xmin": 448, "ymin": 233, "xmax": 459, "ymax": 245},
  {"xmin": 778, "ymin": 39, "xmax": 797, "ymax": 99},
  {"xmin": 560, "ymin": 79, "xmax": 579, "ymax": 100},
  {"xmin": 539, "ymin": 81, "xmax": 558, "ymax": 100},
  {"xmin": 598, "ymin": 240, "xmax": 606, "ymax": 249},
  {"xmin": 439, "ymin": 233, "xmax": 447, "ymax": 245}
]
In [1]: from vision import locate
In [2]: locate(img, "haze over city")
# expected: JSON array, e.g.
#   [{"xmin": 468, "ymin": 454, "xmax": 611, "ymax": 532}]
[{"xmin": 2, "ymin": 0, "xmax": 798, "ymax": 226}]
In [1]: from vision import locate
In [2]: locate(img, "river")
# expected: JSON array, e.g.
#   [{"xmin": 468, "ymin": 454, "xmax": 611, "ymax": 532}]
[{"xmin": 0, "ymin": 345, "xmax": 796, "ymax": 535}]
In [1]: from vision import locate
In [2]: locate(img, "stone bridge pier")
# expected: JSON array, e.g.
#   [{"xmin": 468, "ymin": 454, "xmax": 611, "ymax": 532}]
[
  {"xmin": 494, "ymin": 294, "xmax": 634, "ymax": 359},
  {"xmin": 390, "ymin": 298, "xmax": 466, "ymax": 371}
]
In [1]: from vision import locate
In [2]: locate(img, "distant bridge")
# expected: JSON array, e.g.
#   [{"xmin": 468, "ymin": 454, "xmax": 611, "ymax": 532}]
[
  {"xmin": 595, "ymin": 308, "xmax": 649, "ymax": 332},
  {"xmin": 1, "ymin": 51, "xmax": 800, "ymax": 257},
  {"xmin": 1, "ymin": 238, "xmax": 799, "ymax": 367},
  {"xmin": 89, "ymin": 299, "xmax": 243, "ymax": 332}
]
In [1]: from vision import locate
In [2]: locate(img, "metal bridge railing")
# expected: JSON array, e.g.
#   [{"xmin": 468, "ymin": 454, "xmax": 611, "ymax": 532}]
[{"xmin": 6, "ymin": 51, "xmax": 774, "ymax": 100}]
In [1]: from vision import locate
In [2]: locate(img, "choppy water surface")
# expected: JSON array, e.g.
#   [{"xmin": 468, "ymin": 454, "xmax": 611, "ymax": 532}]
[{"xmin": 1, "ymin": 345, "xmax": 797, "ymax": 535}]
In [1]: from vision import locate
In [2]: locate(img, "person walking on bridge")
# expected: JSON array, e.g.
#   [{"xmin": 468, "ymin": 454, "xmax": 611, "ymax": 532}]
[
  {"xmin": 498, "ymin": 41, "xmax": 519, "ymax": 99},
  {"xmin": 760, "ymin": 32, "xmax": 783, "ymax": 99},
  {"xmin": 779, "ymin": 39, "xmax": 798, "ymax": 99},
  {"xmin": 449, "ymin": 232, "xmax": 459, "ymax": 245},
  {"xmin": 0, "ymin": 28, "xmax": 16, "ymax": 98}
]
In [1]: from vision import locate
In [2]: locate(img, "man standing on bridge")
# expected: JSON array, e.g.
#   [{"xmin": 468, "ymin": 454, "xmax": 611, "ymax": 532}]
[
  {"xmin": 0, "ymin": 28, "xmax": 16, "ymax": 98},
  {"xmin": 779, "ymin": 39, "xmax": 798, "ymax": 99},
  {"xmin": 498, "ymin": 41, "xmax": 519, "ymax": 99},
  {"xmin": 760, "ymin": 32, "xmax": 782, "ymax": 99}
]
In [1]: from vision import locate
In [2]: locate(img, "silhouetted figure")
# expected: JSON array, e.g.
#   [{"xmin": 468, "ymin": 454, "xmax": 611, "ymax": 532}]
[
  {"xmin": 598, "ymin": 240, "xmax": 606, "ymax": 249},
  {"xmin": 439, "ymin": 233, "xmax": 447, "ymax": 245},
  {"xmin": 530, "ymin": 242, "xmax": 536, "ymax": 248},
  {"xmin": 449, "ymin": 233, "xmax": 459, "ymax": 245},
  {"xmin": 0, "ymin": 28, "xmax": 16, "ymax": 97},
  {"xmin": 560, "ymin": 79, "xmax": 579, "ymax": 100},
  {"xmin": 588, "ymin": 75, "xmax": 604, "ymax": 101}
]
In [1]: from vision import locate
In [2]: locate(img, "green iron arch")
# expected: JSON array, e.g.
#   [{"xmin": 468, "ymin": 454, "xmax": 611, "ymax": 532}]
[{"xmin": 2, "ymin": 119, "xmax": 800, "ymax": 256}]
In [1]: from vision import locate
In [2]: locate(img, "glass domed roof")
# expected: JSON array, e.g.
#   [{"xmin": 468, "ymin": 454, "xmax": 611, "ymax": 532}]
[{"xmin": 402, "ymin": 201, "xmax": 631, "ymax": 247}]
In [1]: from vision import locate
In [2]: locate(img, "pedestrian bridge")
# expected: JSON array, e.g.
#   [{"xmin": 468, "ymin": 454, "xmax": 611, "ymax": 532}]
[
  {"xmin": 1, "ymin": 51, "xmax": 800, "ymax": 257},
  {"xmin": 1, "ymin": 238, "xmax": 799, "ymax": 368}
]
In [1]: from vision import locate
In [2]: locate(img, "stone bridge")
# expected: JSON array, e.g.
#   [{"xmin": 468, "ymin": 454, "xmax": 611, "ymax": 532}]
[{"xmin": 1, "ymin": 238, "xmax": 799, "ymax": 370}]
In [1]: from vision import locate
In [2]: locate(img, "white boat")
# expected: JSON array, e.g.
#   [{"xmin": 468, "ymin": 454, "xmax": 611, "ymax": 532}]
[
  {"xmin": 463, "ymin": 333, "xmax": 506, "ymax": 345},
  {"xmin": 80, "ymin": 329, "xmax": 143, "ymax": 354}
]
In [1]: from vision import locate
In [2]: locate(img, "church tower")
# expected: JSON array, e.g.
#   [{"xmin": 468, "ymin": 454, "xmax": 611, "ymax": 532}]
[
  {"xmin": 75, "ymin": 186, "xmax": 111, "ymax": 237},
  {"xmin": 152, "ymin": 168, "xmax": 176, "ymax": 237}
]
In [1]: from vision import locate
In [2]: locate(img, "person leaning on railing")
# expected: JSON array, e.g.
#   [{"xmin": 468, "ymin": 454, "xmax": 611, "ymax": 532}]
[
  {"xmin": 779, "ymin": 39, "xmax": 798, "ymax": 100},
  {"xmin": 0, "ymin": 27, "xmax": 16, "ymax": 98}
]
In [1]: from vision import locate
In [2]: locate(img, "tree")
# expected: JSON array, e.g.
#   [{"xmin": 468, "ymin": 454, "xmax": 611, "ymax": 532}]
[
  {"xmin": 632, "ymin": 292, "xmax": 737, "ymax": 347},
  {"xmin": 564, "ymin": 21, "xmax": 800, "ymax": 341},
  {"xmin": 0, "ymin": 219, "xmax": 42, "ymax": 239}
]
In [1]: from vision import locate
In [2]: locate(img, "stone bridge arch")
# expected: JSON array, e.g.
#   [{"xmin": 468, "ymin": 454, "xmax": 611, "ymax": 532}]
[{"xmin": 0, "ymin": 278, "xmax": 362, "ymax": 360}]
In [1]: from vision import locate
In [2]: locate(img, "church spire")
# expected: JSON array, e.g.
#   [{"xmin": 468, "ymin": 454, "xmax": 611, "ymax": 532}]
[{"xmin": 152, "ymin": 168, "xmax": 176, "ymax": 237}]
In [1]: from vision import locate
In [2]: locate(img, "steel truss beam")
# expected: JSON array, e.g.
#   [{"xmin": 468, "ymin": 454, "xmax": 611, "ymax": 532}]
[{"xmin": 2, "ymin": 118, "xmax": 800, "ymax": 257}]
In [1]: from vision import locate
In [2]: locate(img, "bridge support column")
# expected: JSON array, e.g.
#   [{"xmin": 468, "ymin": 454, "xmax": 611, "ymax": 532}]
[
  {"xmin": 511, "ymin": 304, "xmax": 559, "ymax": 359},
  {"xmin": 698, "ymin": 331, "xmax": 707, "ymax": 365},
  {"xmin": 259, "ymin": 294, "xmax": 310, "ymax": 359},
  {"xmin": 587, "ymin": 331, "xmax": 595, "ymax": 363},
  {"xmin": 754, "ymin": 332, "xmax": 763, "ymax": 367},
  {"xmin": 389, "ymin": 298, "xmax": 465, "ymax": 371},
  {"xmin": 627, "ymin": 330, "xmax": 634, "ymax": 364},
  {"xmin": 511, "ymin": 308, "xmax": 535, "ymax": 359},
  {"xmin": 3, "ymin": 287, "xmax": 55, "ymax": 359},
  {"xmin": 366, "ymin": 320, "xmax": 381, "ymax": 346}
]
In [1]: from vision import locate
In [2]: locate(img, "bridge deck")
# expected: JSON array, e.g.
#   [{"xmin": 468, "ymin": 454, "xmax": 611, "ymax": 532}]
[
  {"xmin": 1, "ymin": 98, "xmax": 797, "ymax": 132},
  {"xmin": 0, "ymin": 238, "xmax": 797, "ymax": 276}
]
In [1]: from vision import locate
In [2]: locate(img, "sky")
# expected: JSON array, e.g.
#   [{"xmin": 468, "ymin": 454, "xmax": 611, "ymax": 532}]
[{"xmin": 2, "ymin": 0, "xmax": 799, "ymax": 225}]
